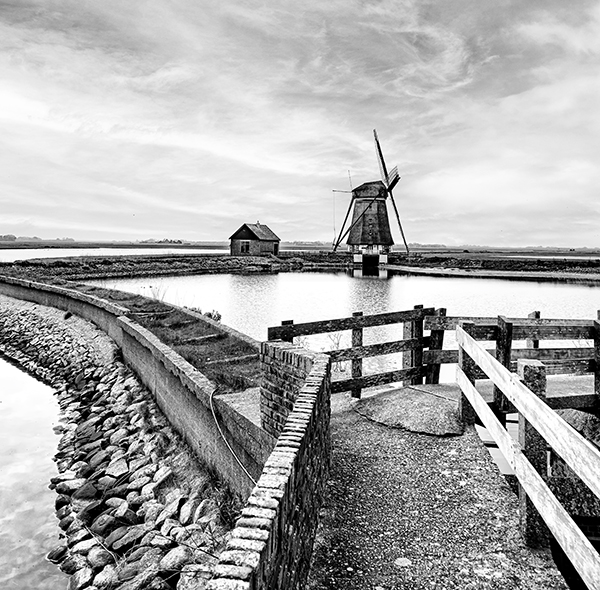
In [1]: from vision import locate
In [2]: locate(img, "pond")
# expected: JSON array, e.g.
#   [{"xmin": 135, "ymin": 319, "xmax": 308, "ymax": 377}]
[{"xmin": 0, "ymin": 358, "xmax": 66, "ymax": 588}]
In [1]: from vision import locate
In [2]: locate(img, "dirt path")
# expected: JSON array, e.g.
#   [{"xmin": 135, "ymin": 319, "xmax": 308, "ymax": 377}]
[{"xmin": 307, "ymin": 393, "xmax": 567, "ymax": 590}]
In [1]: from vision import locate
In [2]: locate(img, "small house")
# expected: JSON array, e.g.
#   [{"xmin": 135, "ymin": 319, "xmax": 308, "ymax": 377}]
[{"xmin": 229, "ymin": 223, "xmax": 281, "ymax": 256}]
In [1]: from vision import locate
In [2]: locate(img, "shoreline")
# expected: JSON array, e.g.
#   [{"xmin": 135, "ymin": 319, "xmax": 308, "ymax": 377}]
[{"xmin": 0, "ymin": 295, "xmax": 234, "ymax": 590}]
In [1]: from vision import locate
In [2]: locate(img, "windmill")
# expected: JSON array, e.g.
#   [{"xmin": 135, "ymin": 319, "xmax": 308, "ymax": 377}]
[{"xmin": 333, "ymin": 130, "xmax": 409, "ymax": 256}]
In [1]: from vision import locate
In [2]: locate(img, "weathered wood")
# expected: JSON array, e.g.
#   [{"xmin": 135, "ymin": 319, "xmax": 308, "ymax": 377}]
[
  {"xmin": 331, "ymin": 366, "xmax": 426, "ymax": 394},
  {"xmin": 494, "ymin": 316, "xmax": 514, "ymax": 420},
  {"xmin": 280, "ymin": 319, "xmax": 294, "ymax": 342},
  {"xmin": 457, "ymin": 366, "xmax": 600, "ymax": 590},
  {"xmin": 544, "ymin": 393, "xmax": 599, "ymax": 411},
  {"xmin": 423, "ymin": 346, "xmax": 593, "ymax": 367},
  {"xmin": 402, "ymin": 314, "xmax": 415, "ymax": 381},
  {"xmin": 457, "ymin": 321, "xmax": 478, "ymax": 425},
  {"xmin": 594, "ymin": 321, "xmax": 600, "ymax": 398},
  {"xmin": 526, "ymin": 311, "xmax": 541, "ymax": 349},
  {"xmin": 268, "ymin": 307, "xmax": 435, "ymax": 340},
  {"xmin": 456, "ymin": 325, "xmax": 600, "ymax": 501},
  {"xmin": 351, "ymin": 311, "xmax": 363, "ymax": 399},
  {"xmin": 328, "ymin": 336, "xmax": 430, "ymax": 362},
  {"xmin": 425, "ymin": 307, "xmax": 446, "ymax": 384},
  {"xmin": 412, "ymin": 305, "xmax": 424, "ymax": 386},
  {"xmin": 426, "ymin": 315, "xmax": 594, "ymax": 331},
  {"xmin": 517, "ymin": 360, "xmax": 550, "ymax": 547}
]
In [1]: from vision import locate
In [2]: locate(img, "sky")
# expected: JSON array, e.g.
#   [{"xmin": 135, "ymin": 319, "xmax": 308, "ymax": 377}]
[{"xmin": 1, "ymin": 0, "xmax": 599, "ymax": 247}]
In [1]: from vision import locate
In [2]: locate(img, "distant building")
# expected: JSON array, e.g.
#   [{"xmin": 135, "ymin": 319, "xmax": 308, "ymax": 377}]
[{"xmin": 229, "ymin": 222, "xmax": 281, "ymax": 256}]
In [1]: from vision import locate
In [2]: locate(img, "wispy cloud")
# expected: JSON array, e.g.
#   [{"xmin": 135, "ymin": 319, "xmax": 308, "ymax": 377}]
[{"xmin": 1, "ymin": 0, "xmax": 599, "ymax": 245}]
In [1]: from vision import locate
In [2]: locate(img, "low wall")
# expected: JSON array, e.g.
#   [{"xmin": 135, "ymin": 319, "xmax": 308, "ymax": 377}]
[
  {"xmin": 208, "ymin": 341, "xmax": 331, "ymax": 589},
  {"xmin": 0, "ymin": 274, "xmax": 274, "ymax": 499}
]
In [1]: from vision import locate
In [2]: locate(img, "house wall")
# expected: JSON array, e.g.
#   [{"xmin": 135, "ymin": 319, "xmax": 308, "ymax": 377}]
[{"xmin": 230, "ymin": 239, "xmax": 279, "ymax": 256}]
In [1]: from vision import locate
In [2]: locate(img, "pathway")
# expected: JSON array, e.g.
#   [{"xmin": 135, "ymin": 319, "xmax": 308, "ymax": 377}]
[{"xmin": 306, "ymin": 389, "xmax": 568, "ymax": 589}]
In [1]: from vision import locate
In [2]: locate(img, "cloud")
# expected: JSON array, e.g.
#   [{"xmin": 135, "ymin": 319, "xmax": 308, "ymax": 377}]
[{"xmin": 1, "ymin": 0, "xmax": 599, "ymax": 245}]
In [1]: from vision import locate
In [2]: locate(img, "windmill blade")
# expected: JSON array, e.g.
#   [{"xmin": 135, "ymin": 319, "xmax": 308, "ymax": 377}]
[
  {"xmin": 374, "ymin": 129, "xmax": 389, "ymax": 184},
  {"xmin": 387, "ymin": 166, "xmax": 400, "ymax": 191},
  {"xmin": 388, "ymin": 188, "xmax": 410, "ymax": 255}
]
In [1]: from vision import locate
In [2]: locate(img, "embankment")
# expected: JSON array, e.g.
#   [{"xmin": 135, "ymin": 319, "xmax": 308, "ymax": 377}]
[{"xmin": 0, "ymin": 275, "xmax": 334, "ymax": 590}]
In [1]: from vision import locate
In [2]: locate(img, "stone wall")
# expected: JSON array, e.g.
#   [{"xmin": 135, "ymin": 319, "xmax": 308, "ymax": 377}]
[
  {"xmin": 260, "ymin": 341, "xmax": 323, "ymax": 437},
  {"xmin": 0, "ymin": 275, "xmax": 275, "ymax": 499},
  {"xmin": 208, "ymin": 342, "xmax": 331, "ymax": 589}
]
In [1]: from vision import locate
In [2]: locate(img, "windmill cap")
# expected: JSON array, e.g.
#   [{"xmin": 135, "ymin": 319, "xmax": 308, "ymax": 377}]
[{"xmin": 352, "ymin": 180, "xmax": 387, "ymax": 198}]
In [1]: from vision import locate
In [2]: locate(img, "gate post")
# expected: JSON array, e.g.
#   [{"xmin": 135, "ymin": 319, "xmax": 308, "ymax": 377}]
[
  {"xmin": 351, "ymin": 312, "xmax": 363, "ymax": 398},
  {"xmin": 426, "ymin": 307, "xmax": 446, "ymax": 384},
  {"xmin": 403, "ymin": 304, "xmax": 424, "ymax": 386},
  {"xmin": 494, "ymin": 315, "xmax": 514, "ymax": 426},
  {"xmin": 457, "ymin": 321, "xmax": 478, "ymax": 425},
  {"xmin": 517, "ymin": 359, "xmax": 550, "ymax": 547}
]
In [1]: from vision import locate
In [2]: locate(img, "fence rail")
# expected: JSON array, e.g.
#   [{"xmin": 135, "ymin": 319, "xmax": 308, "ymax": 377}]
[{"xmin": 456, "ymin": 324, "xmax": 600, "ymax": 590}]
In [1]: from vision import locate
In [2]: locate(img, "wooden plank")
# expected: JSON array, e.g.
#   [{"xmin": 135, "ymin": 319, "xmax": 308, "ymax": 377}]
[
  {"xmin": 594, "ymin": 321, "xmax": 600, "ymax": 397},
  {"xmin": 512, "ymin": 324, "xmax": 594, "ymax": 340},
  {"xmin": 457, "ymin": 367, "xmax": 600, "ymax": 589},
  {"xmin": 328, "ymin": 336, "xmax": 430, "ymax": 362},
  {"xmin": 412, "ymin": 305, "xmax": 425, "ymax": 386},
  {"xmin": 426, "ymin": 315, "xmax": 594, "ymax": 331},
  {"xmin": 526, "ymin": 311, "xmax": 540, "ymax": 349},
  {"xmin": 425, "ymin": 307, "xmax": 446, "ymax": 384},
  {"xmin": 545, "ymin": 393, "xmax": 599, "ymax": 410},
  {"xmin": 351, "ymin": 312, "xmax": 363, "ymax": 399},
  {"xmin": 456, "ymin": 326, "xmax": 600, "ymax": 501},
  {"xmin": 494, "ymin": 315, "xmax": 514, "ymax": 417},
  {"xmin": 268, "ymin": 307, "xmax": 435, "ymax": 340},
  {"xmin": 423, "ymin": 347, "xmax": 593, "ymax": 367},
  {"xmin": 331, "ymin": 366, "xmax": 426, "ymax": 394}
]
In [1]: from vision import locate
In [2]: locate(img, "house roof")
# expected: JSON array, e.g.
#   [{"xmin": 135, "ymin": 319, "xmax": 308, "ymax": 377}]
[{"xmin": 229, "ymin": 223, "xmax": 280, "ymax": 241}]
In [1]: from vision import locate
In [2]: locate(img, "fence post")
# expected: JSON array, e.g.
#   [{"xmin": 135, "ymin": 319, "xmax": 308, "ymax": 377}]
[
  {"xmin": 403, "ymin": 304, "xmax": 424, "ymax": 386},
  {"xmin": 594, "ymin": 320, "xmax": 600, "ymax": 399},
  {"xmin": 426, "ymin": 307, "xmax": 446, "ymax": 384},
  {"xmin": 351, "ymin": 311, "xmax": 363, "ymax": 398},
  {"xmin": 280, "ymin": 320, "xmax": 295, "ymax": 343},
  {"xmin": 517, "ymin": 359, "xmax": 550, "ymax": 547},
  {"xmin": 526, "ymin": 311, "xmax": 540, "ymax": 349},
  {"xmin": 457, "ymin": 321, "xmax": 478, "ymax": 425},
  {"xmin": 494, "ymin": 315, "xmax": 514, "ymax": 426}
]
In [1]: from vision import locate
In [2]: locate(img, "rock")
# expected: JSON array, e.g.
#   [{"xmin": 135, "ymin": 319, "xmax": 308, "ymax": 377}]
[
  {"xmin": 177, "ymin": 563, "xmax": 213, "ymax": 590},
  {"xmin": 97, "ymin": 476, "xmax": 117, "ymax": 491},
  {"xmin": 68, "ymin": 528, "xmax": 91, "ymax": 547},
  {"xmin": 78, "ymin": 500, "xmax": 105, "ymax": 525},
  {"xmin": 127, "ymin": 476, "xmax": 151, "ymax": 491},
  {"xmin": 117, "ymin": 567, "xmax": 159, "ymax": 590},
  {"xmin": 104, "ymin": 526, "xmax": 130, "ymax": 549},
  {"xmin": 89, "ymin": 450, "xmax": 111, "ymax": 470},
  {"xmin": 106, "ymin": 497, "xmax": 127, "ymax": 509},
  {"xmin": 353, "ymin": 385, "xmax": 464, "ymax": 436},
  {"xmin": 394, "ymin": 557, "xmax": 412, "ymax": 568},
  {"xmin": 179, "ymin": 497, "xmax": 202, "ymax": 526},
  {"xmin": 156, "ymin": 496, "xmax": 185, "ymax": 526},
  {"xmin": 159, "ymin": 546, "xmax": 193, "ymax": 573},
  {"xmin": 90, "ymin": 514, "xmax": 119, "ymax": 537},
  {"xmin": 56, "ymin": 478, "xmax": 88, "ymax": 495},
  {"xmin": 143, "ymin": 530, "xmax": 175, "ymax": 549},
  {"xmin": 139, "ymin": 501, "xmax": 163, "ymax": 524},
  {"xmin": 46, "ymin": 544, "xmax": 68, "ymax": 563},
  {"xmin": 112, "ymin": 525, "xmax": 148, "ymax": 552},
  {"xmin": 153, "ymin": 465, "xmax": 172, "ymax": 485},
  {"xmin": 73, "ymin": 481, "xmax": 99, "ymax": 500},
  {"xmin": 59, "ymin": 514, "xmax": 75, "ymax": 530},
  {"xmin": 105, "ymin": 458, "xmax": 129, "ymax": 478},
  {"xmin": 60, "ymin": 553, "xmax": 88, "ymax": 575},
  {"xmin": 68, "ymin": 566, "xmax": 94, "ymax": 590},
  {"xmin": 109, "ymin": 427, "xmax": 129, "ymax": 445},
  {"xmin": 71, "ymin": 538, "xmax": 100, "ymax": 555},
  {"xmin": 93, "ymin": 564, "xmax": 118, "ymax": 589},
  {"xmin": 87, "ymin": 546, "xmax": 115, "ymax": 569},
  {"xmin": 56, "ymin": 493, "xmax": 73, "ymax": 511}
]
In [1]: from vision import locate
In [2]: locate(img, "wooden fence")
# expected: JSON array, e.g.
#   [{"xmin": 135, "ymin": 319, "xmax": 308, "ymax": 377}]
[
  {"xmin": 456, "ymin": 322, "xmax": 600, "ymax": 590},
  {"xmin": 267, "ymin": 305, "xmax": 435, "ymax": 397},
  {"xmin": 269, "ymin": 307, "xmax": 600, "ymax": 405}
]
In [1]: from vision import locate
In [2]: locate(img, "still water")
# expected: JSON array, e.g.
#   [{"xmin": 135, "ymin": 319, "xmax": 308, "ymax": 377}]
[
  {"xmin": 91, "ymin": 271, "xmax": 600, "ymax": 340},
  {"xmin": 0, "ymin": 359, "xmax": 65, "ymax": 588}
]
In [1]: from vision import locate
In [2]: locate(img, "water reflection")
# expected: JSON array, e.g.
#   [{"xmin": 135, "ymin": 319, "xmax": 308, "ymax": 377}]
[{"xmin": 0, "ymin": 359, "xmax": 65, "ymax": 588}]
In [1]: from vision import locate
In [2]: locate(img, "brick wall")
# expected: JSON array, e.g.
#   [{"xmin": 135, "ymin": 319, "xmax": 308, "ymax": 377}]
[{"xmin": 208, "ymin": 342, "xmax": 331, "ymax": 590}]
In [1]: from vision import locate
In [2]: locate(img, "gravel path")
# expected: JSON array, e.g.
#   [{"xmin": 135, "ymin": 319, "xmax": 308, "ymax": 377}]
[{"xmin": 307, "ymin": 394, "xmax": 567, "ymax": 590}]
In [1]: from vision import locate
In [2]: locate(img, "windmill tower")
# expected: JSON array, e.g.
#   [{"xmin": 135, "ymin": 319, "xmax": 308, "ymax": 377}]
[{"xmin": 333, "ymin": 130, "xmax": 409, "ymax": 261}]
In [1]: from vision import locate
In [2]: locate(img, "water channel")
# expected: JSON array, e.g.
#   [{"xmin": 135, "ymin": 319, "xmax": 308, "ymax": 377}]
[{"xmin": 0, "ymin": 358, "xmax": 66, "ymax": 588}]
